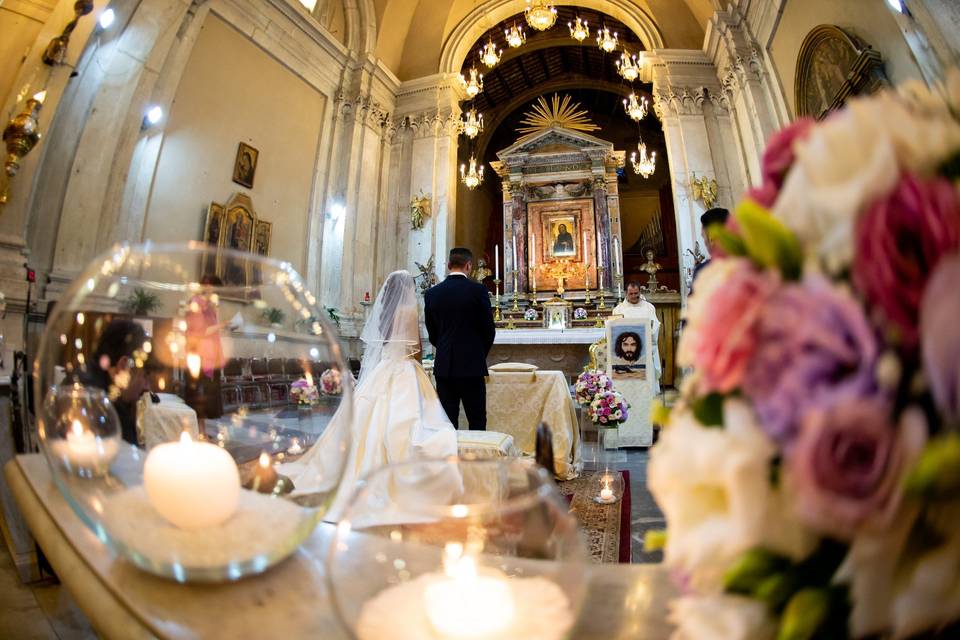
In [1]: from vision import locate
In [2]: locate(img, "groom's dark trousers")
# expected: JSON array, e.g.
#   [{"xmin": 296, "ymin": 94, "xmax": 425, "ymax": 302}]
[{"xmin": 424, "ymin": 273, "xmax": 496, "ymax": 430}]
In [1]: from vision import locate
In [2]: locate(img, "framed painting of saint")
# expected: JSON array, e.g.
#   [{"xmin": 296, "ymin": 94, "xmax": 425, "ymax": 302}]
[
  {"xmin": 201, "ymin": 202, "xmax": 225, "ymax": 277},
  {"xmin": 544, "ymin": 214, "xmax": 578, "ymax": 259},
  {"xmin": 222, "ymin": 204, "xmax": 255, "ymax": 287},
  {"xmin": 232, "ymin": 142, "xmax": 258, "ymax": 189},
  {"xmin": 253, "ymin": 220, "xmax": 271, "ymax": 257}
]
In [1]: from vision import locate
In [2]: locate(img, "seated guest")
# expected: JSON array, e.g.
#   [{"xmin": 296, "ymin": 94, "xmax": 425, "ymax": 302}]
[{"xmin": 82, "ymin": 319, "xmax": 151, "ymax": 445}]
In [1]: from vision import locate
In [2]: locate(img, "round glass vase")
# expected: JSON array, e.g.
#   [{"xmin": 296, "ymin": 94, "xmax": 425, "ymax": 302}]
[
  {"xmin": 297, "ymin": 403, "xmax": 313, "ymax": 430},
  {"xmin": 34, "ymin": 242, "xmax": 353, "ymax": 583},
  {"xmin": 592, "ymin": 467, "xmax": 625, "ymax": 505},
  {"xmin": 328, "ymin": 458, "xmax": 589, "ymax": 640}
]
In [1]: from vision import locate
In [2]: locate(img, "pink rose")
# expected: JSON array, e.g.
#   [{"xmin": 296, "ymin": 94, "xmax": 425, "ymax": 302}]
[
  {"xmin": 787, "ymin": 400, "xmax": 927, "ymax": 539},
  {"xmin": 920, "ymin": 253, "xmax": 960, "ymax": 422},
  {"xmin": 761, "ymin": 118, "xmax": 816, "ymax": 187},
  {"xmin": 682, "ymin": 259, "xmax": 780, "ymax": 394},
  {"xmin": 853, "ymin": 175, "xmax": 960, "ymax": 348},
  {"xmin": 745, "ymin": 182, "xmax": 779, "ymax": 208}
]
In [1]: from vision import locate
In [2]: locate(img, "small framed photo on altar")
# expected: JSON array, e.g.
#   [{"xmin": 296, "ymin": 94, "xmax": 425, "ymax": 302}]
[{"xmin": 607, "ymin": 318, "xmax": 648, "ymax": 380}]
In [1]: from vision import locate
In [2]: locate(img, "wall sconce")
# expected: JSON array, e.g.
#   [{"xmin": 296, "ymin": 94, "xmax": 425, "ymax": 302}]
[
  {"xmin": 142, "ymin": 105, "xmax": 163, "ymax": 129},
  {"xmin": 43, "ymin": 1, "xmax": 95, "ymax": 66},
  {"xmin": 1, "ymin": 91, "xmax": 47, "ymax": 205},
  {"xmin": 99, "ymin": 8, "xmax": 116, "ymax": 30}
]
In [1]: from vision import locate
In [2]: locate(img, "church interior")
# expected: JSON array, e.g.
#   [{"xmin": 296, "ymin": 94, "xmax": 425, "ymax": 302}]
[{"xmin": 0, "ymin": 0, "xmax": 958, "ymax": 637}]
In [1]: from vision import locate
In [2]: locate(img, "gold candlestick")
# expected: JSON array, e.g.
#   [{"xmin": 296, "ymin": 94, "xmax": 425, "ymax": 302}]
[
  {"xmin": 615, "ymin": 274, "xmax": 624, "ymax": 302},
  {"xmin": 584, "ymin": 263, "xmax": 592, "ymax": 305},
  {"xmin": 493, "ymin": 278, "xmax": 502, "ymax": 322},
  {"xmin": 597, "ymin": 265, "xmax": 607, "ymax": 310},
  {"xmin": 510, "ymin": 270, "xmax": 520, "ymax": 312}
]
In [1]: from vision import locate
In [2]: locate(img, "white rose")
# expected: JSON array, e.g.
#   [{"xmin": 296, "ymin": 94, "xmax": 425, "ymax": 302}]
[
  {"xmin": 669, "ymin": 594, "xmax": 776, "ymax": 640},
  {"xmin": 649, "ymin": 399, "xmax": 816, "ymax": 591}
]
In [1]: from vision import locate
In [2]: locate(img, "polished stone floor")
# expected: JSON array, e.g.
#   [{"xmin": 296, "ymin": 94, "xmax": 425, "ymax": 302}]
[{"xmin": 0, "ymin": 448, "xmax": 663, "ymax": 636}]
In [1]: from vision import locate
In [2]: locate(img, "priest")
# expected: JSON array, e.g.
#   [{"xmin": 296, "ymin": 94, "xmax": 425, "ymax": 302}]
[{"xmin": 612, "ymin": 281, "xmax": 661, "ymax": 392}]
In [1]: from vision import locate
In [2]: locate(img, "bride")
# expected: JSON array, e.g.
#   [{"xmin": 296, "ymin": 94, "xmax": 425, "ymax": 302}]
[{"xmin": 280, "ymin": 270, "xmax": 459, "ymax": 520}]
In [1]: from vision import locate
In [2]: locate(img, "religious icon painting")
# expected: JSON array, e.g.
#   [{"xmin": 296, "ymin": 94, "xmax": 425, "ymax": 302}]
[
  {"xmin": 253, "ymin": 220, "xmax": 272, "ymax": 257},
  {"xmin": 232, "ymin": 142, "xmax": 259, "ymax": 189},
  {"xmin": 543, "ymin": 213, "xmax": 578, "ymax": 260},
  {"xmin": 607, "ymin": 319, "xmax": 648, "ymax": 380},
  {"xmin": 201, "ymin": 202, "xmax": 225, "ymax": 277}
]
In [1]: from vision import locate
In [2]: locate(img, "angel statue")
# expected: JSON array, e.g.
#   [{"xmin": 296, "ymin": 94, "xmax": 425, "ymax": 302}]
[
  {"xmin": 690, "ymin": 173, "xmax": 719, "ymax": 209},
  {"xmin": 413, "ymin": 255, "xmax": 438, "ymax": 293},
  {"xmin": 410, "ymin": 190, "xmax": 430, "ymax": 230}
]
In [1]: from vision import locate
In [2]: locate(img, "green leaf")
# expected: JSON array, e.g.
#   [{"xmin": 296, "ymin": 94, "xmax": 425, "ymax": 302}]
[
  {"xmin": 904, "ymin": 433, "xmax": 960, "ymax": 499},
  {"xmin": 643, "ymin": 529, "xmax": 667, "ymax": 552},
  {"xmin": 778, "ymin": 588, "xmax": 831, "ymax": 640},
  {"xmin": 755, "ymin": 571, "xmax": 800, "ymax": 612},
  {"xmin": 724, "ymin": 548, "xmax": 790, "ymax": 595},
  {"xmin": 691, "ymin": 392, "xmax": 725, "ymax": 427},
  {"xmin": 735, "ymin": 200, "xmax": 803, "ymax": 280},
  {"xmin": 713, "ymin": 225, "xmax": 748, "ymax": 257}
]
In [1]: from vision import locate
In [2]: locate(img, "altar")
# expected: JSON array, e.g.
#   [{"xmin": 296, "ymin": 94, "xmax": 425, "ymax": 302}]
[{"xmin": 489, "ymin": 328, "xmax": 604, "ymax": 379}]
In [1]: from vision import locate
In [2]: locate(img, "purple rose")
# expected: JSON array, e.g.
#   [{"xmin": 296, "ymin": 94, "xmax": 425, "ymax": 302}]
[
  {"xmin": 787, "ymin": 400, "xmax": 927, "ymax": 538},
  {"xmin": 853, "ymin": 175, "xmax": 960, "ymax": 348},
  {"xmin": 921, "ymin": 253, "xmax": 960, "ymax": 422},
  {"xmin": 744, "ymin": 276, "xmax": 880, "ymax": 446}
]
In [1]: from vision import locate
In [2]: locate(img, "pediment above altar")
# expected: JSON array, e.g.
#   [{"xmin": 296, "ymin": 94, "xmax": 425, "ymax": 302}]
[{"xmin": 496, "ymin": 126, "xmax": 614, "ymax": 161}]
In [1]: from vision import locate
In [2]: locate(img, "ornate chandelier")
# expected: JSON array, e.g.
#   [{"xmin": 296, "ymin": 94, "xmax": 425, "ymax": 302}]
[
  {"xmin": 458, "ymin": 66, "xmax": 484, "ymax": 99},
  {"xmin": 479, "ymin": 38, "xmax": 501, "ymax": 68},
  {"xmin": 596, "ymin": 26, "xmax": 618, "ymax": 53},
  {"xmin": 630, "ymin": 139, "xmax": 657, "ymax": 178},
  {"xmin": 460, "ymin": 108, "xmax": 484, "ymax": 139},
  {"xmin": 460, "ymin": 155, "xmax": 485, "ymax": 189},
  {"xmin": 616, "ymin": 50, "xmax": 640, "ymax": 81},
  {"xmin": 505, "ymin": 22, "xmax": 526, "ymax": 48},
  {"xmin": 568, "ymin": 17, "xmax": 589, "ymax": 42},
  {"xmin": 525, "ymin": 0, "xmax": 557, "ymax": 31},
  {"xmin": 623, "ymin": 92, "xmax": 648, "ymax": 121}
]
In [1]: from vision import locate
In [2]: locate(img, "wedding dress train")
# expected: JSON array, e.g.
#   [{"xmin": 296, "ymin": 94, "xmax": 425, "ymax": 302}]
[{"xmin": 280, "ymin": 271, "xmax": 459, "ymax": 521}]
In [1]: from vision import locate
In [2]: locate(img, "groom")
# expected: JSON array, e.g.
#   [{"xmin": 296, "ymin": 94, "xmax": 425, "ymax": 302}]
[{"xmin": 425, "ymin": 247, "xmax": 496, "ymax": 430}]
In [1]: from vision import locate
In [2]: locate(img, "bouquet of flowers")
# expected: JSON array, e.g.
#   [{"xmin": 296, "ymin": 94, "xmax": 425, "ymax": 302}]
[
  {"xmin": 587, "ymin": 389, "xmax": 629, "ymax": 426},
  {"xmin": 573, "ymin": 307, "xmax": 588, "ymax": 320},
  {"xmin": 524, "ymin": 307, "xmax": 538, "ymax": 321},
  {"xmin": 649, "ymin": 73, "xmax": 960, "ymax": 639},
  {"xmin": 319, "ymin": 368, "xmax": 342, "ymax": 396},
  {"xmin": 289, "ymin": 378, "xmax": 319, "ymax": 405},
  {"xmin": 575, "ymin": 369, "xmax": 613, "ymax": 406}
]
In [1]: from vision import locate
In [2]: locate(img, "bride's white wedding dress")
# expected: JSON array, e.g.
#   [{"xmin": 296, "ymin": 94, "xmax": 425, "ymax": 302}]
[{"xmin": 280, "ymin": 271, "xmax": 459, "ymax": 521}]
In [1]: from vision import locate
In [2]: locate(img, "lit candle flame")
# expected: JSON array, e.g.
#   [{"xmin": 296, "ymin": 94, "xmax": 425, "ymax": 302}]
[
  {"xmin": 33, "ymin": 90, "xmax": 47, "ymax": 104},
  {"xmin": 158, "ymin": 377, "xmax": 166, "ymax": 391},
  {"xmin": 304, "ymin": 371, "xmax": 314, "ymax": 386},
  {"xmin": 259, "ymin": 452, "xmax": 270, "ymax": 468},
  {"xmin": 71, "ymin": 419, "xmax": 84, "ymax": 437},
  {"xmin": 179, "ymin": 431, "xmax": 192, "ymax": 445},
  {"xmin": 186, "ymin": 353, "xmax": 202, "ymax": 378}
]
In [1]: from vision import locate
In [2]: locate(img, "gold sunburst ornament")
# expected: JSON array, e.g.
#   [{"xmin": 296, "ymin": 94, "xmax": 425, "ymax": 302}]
[{"xmin": 517, "ymin": 94, "xmax": 600, "ymax": 137}]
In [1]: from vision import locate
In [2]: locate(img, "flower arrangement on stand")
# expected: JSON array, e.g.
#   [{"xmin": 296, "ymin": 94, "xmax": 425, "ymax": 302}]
[
  {"xmin": 587, "ymin": 389, "xmax": 629, "ymax": 427},
  {"xmin": 649, "ymin": 72, "xmax": 960, "ymax": 639},
  {"xmin": 574, "ymin": 369, "xmax": 612, "ymax": 406},
  {"xmin": 319, "ymin": 368, "xmax": 342, "ymax": 396},
  {"xmin": 289, "ymin": 378, "xmax": 319, "ymax": 406}
]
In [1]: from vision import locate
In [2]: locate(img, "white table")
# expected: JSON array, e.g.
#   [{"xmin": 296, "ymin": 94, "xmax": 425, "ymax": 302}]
[
  {"xmin": 5, "ymin": 454, "xmax": 676, "ymax": 639},
  {"xmin": 483, "ymin": 370, "xmax": 581, "ymax": 479},
  {"xmin": 493, "ymin": 328, "xmax": 604, "ymax": 344},
  {"xmin": 138, "ymin": 394, "xmax": 200, "ymax": 450}
]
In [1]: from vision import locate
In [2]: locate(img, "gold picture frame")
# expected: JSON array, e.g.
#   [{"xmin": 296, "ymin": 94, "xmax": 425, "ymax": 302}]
[
  {"xmin": 232, "ymin": 142, "xmax": 259, "ymax": 189},
  {"xmin": 200, "ymin": 193, "xmax": 271, "ymax": 293}
]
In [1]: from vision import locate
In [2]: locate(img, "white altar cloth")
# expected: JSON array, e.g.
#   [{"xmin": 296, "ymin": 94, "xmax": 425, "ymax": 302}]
[{"xmin": 494, "ymin": 328, "xmax": 604, "ymax": 345}]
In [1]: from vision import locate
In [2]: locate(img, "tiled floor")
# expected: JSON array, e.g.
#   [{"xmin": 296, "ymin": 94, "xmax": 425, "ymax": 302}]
[{"xmin": 619, "ymin": 447, "xmax": 666, "ymax": 564}]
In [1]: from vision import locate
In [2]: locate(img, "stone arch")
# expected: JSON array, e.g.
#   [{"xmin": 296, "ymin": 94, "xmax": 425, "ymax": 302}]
[
  {"xmin": 439, "ymin": 0, "xmax": 665, "ymax": 75},
  {"xmin": 345, "ymin": 0, "xmax": 378, "ymax": 56}
]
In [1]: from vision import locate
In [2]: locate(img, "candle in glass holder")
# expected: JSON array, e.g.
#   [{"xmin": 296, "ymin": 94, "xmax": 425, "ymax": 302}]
[
  {"xmin": 600, "ymin": 487, "xmax": 614, "ymax": 501},
  {"xmin": 424, "ymin": 543, "xmax": 516, "ymax": 639},
  {"xmin": 144, "ymin": 431, "xmax": 240, "ymax": 529},
  {"xmin": 50, "ymin": 419, "xmax": 119, "ymax": 472},
  {"xmin": 250, "ymin": 452, "xmax": 279, "ymax": 494}
]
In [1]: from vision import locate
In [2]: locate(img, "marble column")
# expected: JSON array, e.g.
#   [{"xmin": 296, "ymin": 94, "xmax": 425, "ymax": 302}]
[
  {"xmin": 593, "ymin": 177, "xmax": 612, "ymax": 292},
  {"xmin": 509, "ymin": 187, "xmax": 526, "ymax": 295}
]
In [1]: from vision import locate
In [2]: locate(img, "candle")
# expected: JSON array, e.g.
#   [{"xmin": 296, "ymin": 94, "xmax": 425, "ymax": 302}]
[
  {"xmin": 250, "ymin": 452, "xmax": 279, "ymax": 494},
  {"xmin": 530, "ymin": 233, "xmax": 536, "ymax": 269},
  {"xmin": 494, "ymin": 244, "xmax": 499, "ymax": 281},
  {"xmin": 583, "ymin": 231, "xmax": 588, "ymax": 262},
  {"xmin": 50, "ymin": 419, "xmax": 119, "ymax": 473},
  {"xmin": 287, "ymin": 438, "xmax": 303, "ymax": 455},
  {"xmin": 144, "ymin": 431, "xmax": 240, "ymax": 529},
  {"xmin": 512, "ymin": 237, "xmax": 517, "ymax": 272},
  {"xmin": 424, "ymin": 543, "xmax": 516, "ymax": 639},
  {"xmin": 600, "ymin": 487, "xmax": 614, "ymax": 501}
]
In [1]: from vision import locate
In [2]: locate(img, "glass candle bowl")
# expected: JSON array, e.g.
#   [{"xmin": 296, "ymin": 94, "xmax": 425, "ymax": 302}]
[
  {"xmin": 328, "ymin": 458, "xmax": 588, "ymax": 640},
  {"xmin": 34, "ymin": 242, "xmax": 352, "ymax": 582}
]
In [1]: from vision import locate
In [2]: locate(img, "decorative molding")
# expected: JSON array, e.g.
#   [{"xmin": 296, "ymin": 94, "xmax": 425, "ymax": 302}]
[{"xmin": 653, "ymin": 86, "xmax": 711, "ymax": 117}]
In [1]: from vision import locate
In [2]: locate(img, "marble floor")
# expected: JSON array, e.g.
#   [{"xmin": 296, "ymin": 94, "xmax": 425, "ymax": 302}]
[{"xmin": 0, "ymin": 448, "xmax": 663, "ymax": 637}]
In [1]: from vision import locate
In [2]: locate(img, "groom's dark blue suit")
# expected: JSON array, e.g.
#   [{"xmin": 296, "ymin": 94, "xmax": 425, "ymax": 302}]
[{"xmin": 424, "ymin": 273, "xmax": 496, "ymax": 430}]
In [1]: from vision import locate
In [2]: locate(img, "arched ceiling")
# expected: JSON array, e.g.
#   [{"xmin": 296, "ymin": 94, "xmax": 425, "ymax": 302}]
[{"xmin": 373, "ymin": 0, "xmax": 715, "ymax": 80}]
